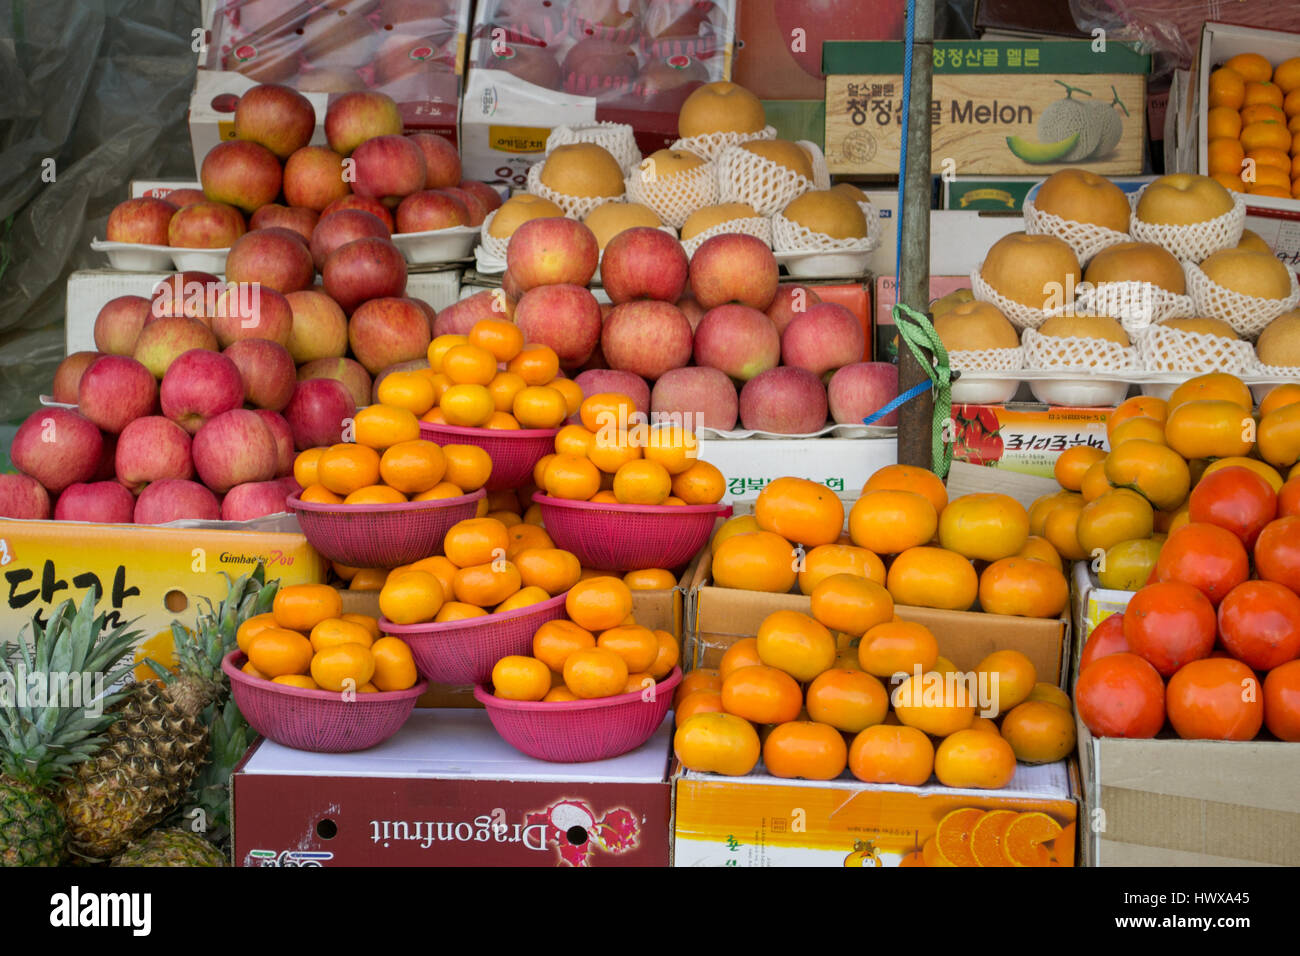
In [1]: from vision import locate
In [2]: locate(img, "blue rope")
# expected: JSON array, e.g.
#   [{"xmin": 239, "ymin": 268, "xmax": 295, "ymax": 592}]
[
  {"xmin": 893, "ymin": 0, "xmax": 917, "ymax": 295},
  {"xmin": 862, "ymin": 378, "xmax": 932, "ymax": 426}
]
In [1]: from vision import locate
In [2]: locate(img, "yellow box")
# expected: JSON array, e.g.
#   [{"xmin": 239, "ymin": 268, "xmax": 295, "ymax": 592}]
[{"xmin": 0, "ymin": 518, "xmax": 326, "ymax": 644}]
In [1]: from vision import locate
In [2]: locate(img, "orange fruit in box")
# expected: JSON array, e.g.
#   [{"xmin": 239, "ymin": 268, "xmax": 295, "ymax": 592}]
[
  {"xmin": 1213, "ymin": 172, "xmax": 1246, "ymax": 193},
  {"xmin": 377, "ymin": 371, "xmax": 435, "ymax": 415},
  {"xmin": 515, "ymin": 547, "xmax": 582, "ymax": 595},
  {"xmin": 670, "ymin": 460, "xmax": 725, "ymax": 504},
  {"xmin": 428, "ymin": 334, "xmax": 468, "ymax": 371},
  {"xmin": 861, "ymin": 464, "xmax": 948, "ymax": 515},
  {"xmin": 975, "ymin": 649, "xmax": 1037, "ymax": 714},
  {"xmin": 797, "ymin": 543, "xmax": 886, "ymax": 592},
  {"xmin": 420, "ymin": 370, "xmax": 451, "ymax": 403},
  {"xmin": 848, "ymin": 490, "xmax": 936, "ymax": 554},
  {"xmin": 309, "ymin": 618, "xmax": 374, "ymax": 652},
  {"xmin": 469, "ymin": 317, "xmax": 524, "ymax": 362},
  {"xmin": 978, "ymin": 557, "xmax": 1069, "ymax": 619},
  {"xmin": 597, "ymin": 624, "xmax": 659, "ymax": 673},
  {"xmin": 1108, "ymin": 416, "xmax": 1165, "ymax": 447},
  {"xmin": 886, "ymin": 546, "xmax": 979, "ymax": 611},
  {"xmin": 1224, "ymin": 53, "xmax": 1271, "ymax": 83},
  {"xmin": 1243, "ymin": 80, "xmax": 1283, "ymax": 109},
  {"xmin": 934, "ymin": 729, "xmax": 1016, "ymax": 789},
  {"xmin": 613, "ymin": 459, "xmax": 672, "ymax": 504},
  {"xmin": 566, "ymin": 576, "xmax": 633, "ymax": 631},
  {"xmin": 311, "ymin": 643, "xmax": 375, "ymax": 692},
  {"xmin": 345, "ymin": 485, "xmax": 406, "ymax": 505},
  {"xmin": 809, "ymin": 573, "xmax": 893, "ymax": 636},
  {"xmin": 1103, "ymin": 440, "xmax": 1191, "ymax": 512},
  {"xmin": 487, "ymin": 509, "xmax": 521, "ymax": 526},
  {"xmin": 441, "ymin": 444, "xmax": 492, "ymax": 491},
  {"xmin": 710, "ymin": 531, "xmax": 798, "ymax": 593},
  {"xmin": 1206, "ymin": 106, "xmax": 1242, "ymax": 140},
  {"xmin": 1080, "ymin": 462, "xmax": 1112, "ymax": 502},
  {"xmin": 354, "ymin": 404, "xmax": 421, "ymax": 449},
  {"xmin": 543, "ymin": 453, "xmax": 601, "ymax": 500},
  {"xmin": 580, "ymin": 392, "xmax": 638, "ymax": 433},
  {"xmin": 348, "ymin": 567, "xmax": 388, "ymax": 591},
  {"xmin": 532, "ymin": 619, "xmax": 596, "ymax": 672},
  {"xmin": 247, "ymin": 628, "xmax": 314, "ymax": 678},
  {"xmin": 847, "ymin": 724, "xmax": 934, "ymax": 786},
  {"xmin": 1016, "ymin": 535, "xmax": 1062, "ymax": 570},
  {"xmin": 754, "ymin": 477, "xmax": 845, "ymax": 548},
  {"xmin": 1277, "ymin": 57, "xmax": 1300, "ymax": 94},
  {"xmin": 395, "ymin": 555, "xmax": 457, "ymax": 598},
  {"xmin": 644, "ymin": 425, "xmax": 699, "ymax": 475},
  {"xmin": 1053, "ymin": 444, "xmax": 1106, "ymax": 491},
  {"xmin": 444, "ymin": 517, "xmax": 510, "ymax": 569},
  {"xmin": 492, "ymin": 655, "xmax": 552, "ymax": 701},
  {"xmin": 648, "ymin": 630, "xmax": 679, "ymax": 679},
  {"xmin": 720, "ymin": 664, "xmax": 802, "ymax": 724},
  {"xmin": 551, "ymin": 377, "xmax": 583, "ymax": 416},
  {"xmin": 1002, "ymin": 812, "xmax": 1063, "ymax": 867},
  {"xmin": 273, "ymin": 584, "xmax": 343, "ymax": 632},
  {"xmin": 938, "ymin": 493, "xmax": 1029, "ymax": 562},
  {"xmin": 379, "ymin": 440, "xmax": 445, "ymax": 494},
  {"xmin": 506, "ymin": 523, "xmax": 554, "ymax": 558},
  {"xmin": 1246, "ymin": 146, "xmax": 1291, "ymax": 173},
  {"xmin": 421, "ymin": 407, "xmax": 446, "ymax": 425},
  {"xmin": 317, "ymin": 443, "xmax": 380, "ymax": 496},
  {"xmin": 674, "ymin": 712, "xmax": 761, "ymax": 776},
  {"xmin": 1206, "ymin": 137, "xmax": 1244, "ymax": 176},
  {"xmin": 1248, "ymin": 164, "xmax": 1292, "ymax": 190},
  {"xmin": 763, "ymin": 721, "xmax": 848, "ymax": 781},
  {"xmin": 857, "ymin": 620, "xmax": 938, "ymax": 678},
  {"xmin": 488, "ymin": 372, "xmax": 527, "ymax": 413},
  {"xmin": 1288, "ymin": 88, "xmax": 1300, "ymax": 117},
  {"xmin": 1208, "ymin": 67, "xmax": 1245, "ymax": 109},
  {"xmin": 675, "ymin": 688, "xmax": 724, "ymax": 724},
  {"xmin": 893, "ymin": 671, "xmax": 975, "ymax": 737},
  {"xmin": 1000, "ymin": 700, "xmax": 1077, "ymax": 763},
  {"xmin": 507, "ymin": 344, "xmax": 560, "ymax": 385},
  {"xmin": 711, "ymin": 514, "xmax": 761, "ymax": 552},
  {"xmin": 554, "ymin": 423, "xmax": 595, "ymax": 457},
  {"xmin": 440, "ymin": 384, "xmax": 495, "ymax": 427},
  {"xmin": 588, "ymin": 431, "xmax": 642, "ymax": 473},
  {"xmin": 624, "ymin": 567, "xmax": 676, "ymax": 590},
  {"xmin": 379, "ymin": 570, "xmax": 444, "ymax": 624},
  {"xmin": 675, "ymin": 668, "xmax": 721, "ymax": 709},
  {"xmin": 1107, "ymin": 395, "xmax": 1166, "ymax": 439},
  {"xmin": 755, "ymin": 610, "xmax": 836, "ymax": 682},
  {"xmin": 442, "ymin": 344, "xmax": 498, "ymax": 386},
  {"xmin": 514, "ymin": 385, "xmax": 569, "ymax": 429},
  {"xmin": 719, "ymin": 637, "xmax": 764, "ymax": 680},
  {"xmin": 533, "ymin": 453, "xmax": 557, "ymax": 488},
  {"xmin": 805, "ymin": 668, "xmax": 889, "ymax": 733},
  {"xmin": 564, "ymin": 646, "xmax": 629, "ymax": 699},
  {"xmin": 1241, "ymin": 120, "xmax": 1292, "ymax": 154}
]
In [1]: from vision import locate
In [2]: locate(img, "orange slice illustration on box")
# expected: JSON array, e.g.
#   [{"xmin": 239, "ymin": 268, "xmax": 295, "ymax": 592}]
[
  {"xmin": 933, "ymin": 807, "xmax": 984, "ymax": 867},
  {"xmin": 1002, "ymin": 812, "xmax": 1064, "ymax": 867},
  {"xmin": 970, "ymin": 809, "xmax": 1018, "ymax": 867}
]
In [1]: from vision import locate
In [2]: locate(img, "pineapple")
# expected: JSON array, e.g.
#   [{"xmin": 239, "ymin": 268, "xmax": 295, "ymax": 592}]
[
  {"xmin": 0, "ymin": 592, "xmax": 142, "ymax": 866},
  {"xmin": 60, "ymin": 565, "xmax": 278, "ymax": 860},
  {"xmin": 112, "ymin": 828, "xmax": 227, "ymax": 867}
]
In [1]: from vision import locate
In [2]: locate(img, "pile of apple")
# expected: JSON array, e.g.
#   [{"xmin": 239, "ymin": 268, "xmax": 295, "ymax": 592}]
[
  {"xmin": 438, "ymin": 215, "xmax": 895, "ymax": 434},
  {"xmin": 105, "ymin": 84, "xmax": 499, "ymax": 252}
]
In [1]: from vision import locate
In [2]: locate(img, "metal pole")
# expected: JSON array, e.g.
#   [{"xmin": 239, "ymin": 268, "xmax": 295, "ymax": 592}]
[{"xmin": 896, "ymin": 1, "xmax": 935, "ymax": 470}]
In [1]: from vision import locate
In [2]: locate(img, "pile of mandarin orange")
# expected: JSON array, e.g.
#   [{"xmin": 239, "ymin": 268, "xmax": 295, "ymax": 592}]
[
  {"xmin": 381, "ymin": 318, "xmax": 581, "ymax": 431},
  {"xmin": 535, "ymin": 392, "xmax": 726, "ymax": 506},
  {"xmin": 235, "ymin": 583, "xmax": 418, "ymax": 693},
  {"xmin": 489, "ymin": 574, "xmax": 680, "ymax": 702},
  {"xmin": 1206, "ymin": 51, "xmax": 1300, "ymax": 198}
]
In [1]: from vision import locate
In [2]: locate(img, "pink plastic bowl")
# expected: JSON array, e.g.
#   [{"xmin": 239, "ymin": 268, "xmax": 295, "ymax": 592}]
[
  {"xmin": 288, "ymin": 488, "xmax": 484, "ymax": 568},
  {"xmin": 419, "ymin": 421, "xmax": 558, "ymax": 491},
  {"xmin": 222, "ymin": 651, "xmax": 427, "ymax": 753},
  {"xmin": 533, "ymin": 494, "xmax": 731, "ymax": 571},
  {"xmin": 380, "ymin": 591, "xmax": 569, "ymax": 685},
  {"xmin": 473, "ymin": 667, "xmax": 682, "ymax": 763}
]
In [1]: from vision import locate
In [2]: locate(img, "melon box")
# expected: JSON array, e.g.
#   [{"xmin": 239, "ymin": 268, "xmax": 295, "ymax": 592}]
[{"xmin": 823, "ymin": 40, "xmax": 1150, "ymax": 177}]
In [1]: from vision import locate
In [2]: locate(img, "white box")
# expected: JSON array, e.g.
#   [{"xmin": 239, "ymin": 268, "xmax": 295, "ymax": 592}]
[
  {"xmin": 130, "ymin": 180, "xmax": 202, "ymax": 200},
  {"xmin": 699, "ymin": 437, "xmax": 897, "ymax": 503}
]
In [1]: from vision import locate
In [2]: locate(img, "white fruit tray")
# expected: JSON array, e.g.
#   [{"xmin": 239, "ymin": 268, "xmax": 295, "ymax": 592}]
[
  {"xmin": 90, "ymin": 239, "xmax": 229, "ymax": 273},
  {"xmin": 950, "ymin": 368, "xmax": 1300, "ymax": 407},
  {"xmin": 390, "ymin": 225, "xmax": 480, "ymax": 265}
]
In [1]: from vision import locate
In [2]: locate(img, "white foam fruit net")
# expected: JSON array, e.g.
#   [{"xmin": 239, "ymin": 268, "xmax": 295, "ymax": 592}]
[
  {"xmin": 478, "ymin": 209, "xmax": 511, "ymax": 261},
  {"xmin": 625, "ymin": 160, "xmax": 719, "ymax": 229},
  {"xmin": 525, "ymin": 163, "xmax": 623, "ymax": 219},
  {"xmin": 1185, "ymin": 259, "xmax": 1300, "ymax": 340},
  {"xmin": 1021, "ymin": 328, "xmax": 1140, "ymax": 372},
  {"xmin": 672, "ymin": 124, "xmax": 777, "ymax": 163},
  {"xmin": 948, "ymin": 347, "xmax": 1025, "ymax": 372},
  {"xmin": 970, "ymin": 268, "xmax": 1076, "ymax": 331},
  {"xmin": 680, "ymin": 216, "xmax": 772, "ymax": 258},
  {"xmin": 1134, "ymin": 323, "xmax": 1262, "ymax": 374},
  {"xmin": 798, "ymin": 139, "xmax": 832, "ymax": 190},
  {"xmin": 716, "ymin": 145, "xmax": 816, "ymax": 217},
  {"xmin": 1022, "ymin": 198, "xmax": 1131, "ymax": 265},
  {"xmin": 771, "ymin": 205, "xmax": 882, "ymax": 254},
  {"xmin": 1255, "ymin": 362, "xmax": 1300, "ymax": 380},
  {"xmin": 545, "ymin": 122, "xmax": 642, "ymax": 173},
  {"xmin": 1077, "ymin": 280, "xmax": 1196, "ymax": 336},
  {"xmin": 1128, "ymin": 188, "xmax": 1247, "ymax": 262}
]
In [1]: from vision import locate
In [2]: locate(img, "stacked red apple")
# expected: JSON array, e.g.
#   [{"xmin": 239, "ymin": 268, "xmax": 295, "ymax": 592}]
[{"xmin": 104, "ymin": 85, "xmax": 501, "ymax": 254}]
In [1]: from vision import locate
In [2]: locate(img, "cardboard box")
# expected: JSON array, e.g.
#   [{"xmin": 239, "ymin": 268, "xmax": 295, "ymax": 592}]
[
  {"xmin": 1070, "ymin": 563, "xmax": 1300, "ymax": 866},
  {"xmin": 65, "ymin": 270, "xmax": 463, "ymax": 355},
  {"xmin": 699, "ymin": 438, "xmax": 897, "ymax": 504},
  {"xmin": 232, "ymin": 709, "xmax": 674, "ymax": 866},
  {"xmin": 674, "ymin": 760, "xmax": 1077, "ymax": 866},
  {"xmin": 458, "ymin": 0, "xmax": 737, "ymax": 186},
  {"xmin": 192, "ymin": 0, "xmax": 470, "ymax": 171},
  {"xmin": 950, "ymin": 403, "xmax": 1111, "ymax": 478},
  {"xmin": 130, "ymin": 179, "xmax": 201, "ymax": 200},
  {"xmin": 1182, "ymin": 22, "xmax": 1300, "ymax": 267},
  {"xmin": 686, "ymin": 559, "xmax": 1072, "ymax": 687},
  {"xmin": 0, "ymin": 517, "xmax": 325, "ymax": 645},
  {"xmin": 941, "ymin": 174, "xmax": 1157, "ymax": 212},
  {"xmin": 1070, "ymin": 561, "xmax": 1133, "ymax": 659},
  {"xmin": 824, "ymin": 40, "xmax": 1149, "ymax": 177},
  {"xmin": 874, "ymin": 274, "xmax": 976, "ymax": 364}
]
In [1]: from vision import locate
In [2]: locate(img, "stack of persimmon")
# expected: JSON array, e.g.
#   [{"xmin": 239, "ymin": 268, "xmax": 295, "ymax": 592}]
[
  {"xmin": 534, "ymin": 391, "xmax": 727, "ymax": 507},
  {"xmin": 709, "ymin": 471, "xmax": 1070, "ymax": 620},
  {"xmin": 405, "ymin": 318, "xmax": 582, "ymax": 431},
  {"xmin": 673, "ymin": 588, "xmax": 1076, "ymax": 786},
  {"xmin": 1206, "ymin": 52, "xmax": 1300, "ymax": 198},
  {"xmin": 235, "ymin": 583, "xmax": 418, "ymax": 693},
  {"xmin": 375, "ymin": 515, "xmax": 586, "ymax": 625},
  {"xmin": 488, "ymin": 575, "xmax": 680, "ymax": 701}
]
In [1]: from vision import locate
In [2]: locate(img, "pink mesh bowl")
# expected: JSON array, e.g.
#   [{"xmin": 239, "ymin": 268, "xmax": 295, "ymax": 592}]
[
  {"xmin": 380, "ymin": 591, "xmax": 569, "ymax": 685},
  {"xmin": 533, "ymin": 494, "xmax": 731, "ymax": 571},
  {"xmin": 473, "ymin": 667, "xmax": 682, "ymax": 763},
  {"xmin": 288, "ymin": 488, "xmax": 484, "ymax": 568},
  {"xmin": 419, "ymin": 421, "xmax": 558, "ymax": 492},
  {"xmin": 222, "ymin": 651, "xmax": 427, "ymax": 753}
]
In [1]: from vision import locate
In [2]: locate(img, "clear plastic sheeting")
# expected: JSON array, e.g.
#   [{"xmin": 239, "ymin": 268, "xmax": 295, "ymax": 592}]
[{"xmin": 0, "ymin": 0, "xmax": 202, "ymax": 423}]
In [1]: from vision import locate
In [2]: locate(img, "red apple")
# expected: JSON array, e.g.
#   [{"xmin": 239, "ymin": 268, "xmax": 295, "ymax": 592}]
[
  {"xmin": 395, "ymin": 189, "xmax": 468, "ymax": 233},
  {"xmin": 222, "ymin": 479, "xmax": 292, "ymax": 521},
  {"xmin": 601, "ymin": 227, "xmax": 689, "ymax": 304},
  {"xmin": 283, "ymin": 377, "xmax": 356, "ymax": 449},
  {"xmin": 459, "ymin": 180, "xmax": 503, "ymax": 214},
  {"xmin": 348, "ymin": 297, "xmax": 433, "ymax": 374},
  {"xmin": 651, "ymin": 366, "xmax": 739, "ymax": 432},
  {"xmin": 192, "ymin": 409, "xmax": 278, "ymax": 493},
  {"xmin": 150, "ymin": 271, "xmax": 222, "ymax": 320},
  {"xmin": 162, "ymin": 188, "xmax": 207, "ymax": 209},
  {"xmin": 297, "ymin": 357, "xmax": 373, "ymax": 408},
  {"xmin": 484, "ymin": 42, "xmax": 563, "ymax": 90},
  {"xmin": 412, "ymin": 298, "xmax": 438, "ymax": 337},
  {"xmin": 325, "ymin": 91, "xmax": 403, "ymax": 156},
  {"xmin": 134, "ymin": 479, "xmax": 220, "ymax": 525},
  {"xmin": 93, "ymin": 433, "xmax": 118, "ymax": 482},
  {"xmin": 309, "ymin": 208, "xmax": 391, "ymax": 271},
  {"xmin": 210, "ymin": 284, "xmax": 294, "ymax": 348},
  {"xmin": 250, "ymin": 203, "xmax": 319, "ymax": 242},
  {"xmin": 432, "ymin": 289, "xmax": 514, "ymax": 336},
  {"xmin": 54, "ymin": 482, "xmax": 136, "ymax": 524},
  {"xmin": 689, "ymin": 233, "xmax": 779, "ymax": 310},
  {"xmin": 351, "ymin": 135, "xmax": 427, "ymax": 207},
  {"xmin": 740, "ymin": 367, "xmax": 828, "ymax": 434},
  {"xmin": 561, "ymin": 38, "xmax": 639, "ymax": 97},
  {"xmin": 228, "ymin": 339, "xmax": 298, "ymax": 411},
  {"xmin": 602, "ymin": 301, "xmax": 693, "ymax": 380},
  {"xmin": 234, "ymin": 83, "xmax": 316, "ymax": 159},
  {"xmin": 224, "ymin": 229, "xmax": 315, "ymax": 294},
  {"xmin": 158, "ymin": 349, "xmax": 244, "ymax": 434},
  {"xmin": 507, "ymin": 217, "xmax": 600, "ymax": 291},
  {"xmin": 106, "ymin": 198, "xmax": 175, "ymax": 245},
  {"xmin": 693, "ymin": 304, "xmax": 780, "ymax": 381},
  {"xmin": 573, "ymin": 370, "xmax": 651, "ymax": 415},
  {"xmin": 11, "ymin": 408, "xmax": 103, "ymax": 495},
  {"xmin": 285, "ymin": 289, "xmax": 349, "ymax": 362},
  {"xmin": 767, "ymin": 284, "xmax": 823, "ymax": 334},
  {"xmin": 782, "ymin": 302, "xmax": 865, "ymax": 377},
  {"xmin": 167, "ymin": 202, "xmax": 247, "ymax": 248},
  {"xmin": 320, "ymin": 194, "xmax": 395, "ymax": 231},
  {"xmin": 515, "ymin": 284, "xmax": 602, "ymax": 367},
  {"xmin": 95, "ymin": 295, "xmax": 151, "ymax": 354},
  {"xmin": 200, "ymin": 140, "xmax": 283, "ymax": 214},
  {"xmin": 409, "ymin": 132, "xmax": 462, "ymax": 189},
  {"xmin": 501, "ymin": 268, "xmax": 525, "ymax": 301},
  {"xmin": 676, "ymin": 295, "xmax": 706, "ymax": 331},
  {"xmin": 77, "ymin": 356, "xmax": 158, "ymax": 434},
  {"xmin": 828, "ymin": 363, "xmax": 899, "ymax": 427},
  {"xmin": 253, "ymin": 409, "xmax": 296, "ymax": 476},
  {"xmin": 322, "ymin": 237, "xmax": 408, "ymax": 313},
  {"xmin": 115, "ymin": 416, "xmax": 193, "ymax": 490},
  {"xmin": 51, "ymin": 352, "xmax": 100, "ymax": 404},
  {"xmin": 133, "ymin": 316, "xmax": 219, "ymax": 377},
  {"xmin": 283, "ymin": 145, "xmax": 351, "ymax": 211},
  {"xmin": 636, "ymin": 56, "xmax": 707, "ymax": 111},
  {"xmin": 0, "ymin": 473, "xmax": 51, "ymax": 519},
  {"xmin": 438, "ymin": 187, "xmax": 487, "ymax": 226}
]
